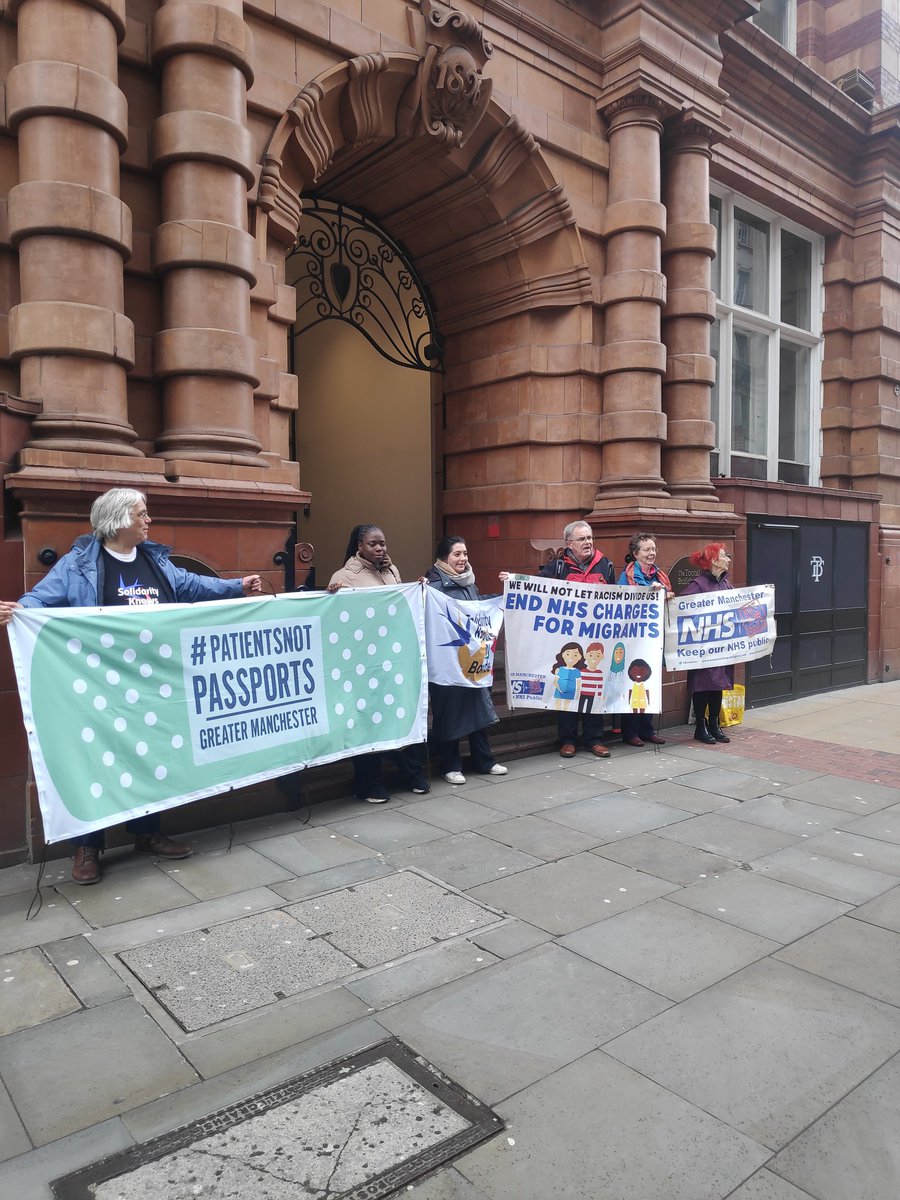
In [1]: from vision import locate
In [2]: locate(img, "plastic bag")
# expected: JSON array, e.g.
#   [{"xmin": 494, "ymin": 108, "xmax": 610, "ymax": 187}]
[{"xmin": 718, "ymin": 684, "xmax": 745, "ymax": 727}]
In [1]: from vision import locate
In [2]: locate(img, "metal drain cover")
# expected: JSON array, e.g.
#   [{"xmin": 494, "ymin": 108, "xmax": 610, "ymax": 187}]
[{"xmin": 50, "ymin": 1039, "xmax": 503, "ymax": 1199}]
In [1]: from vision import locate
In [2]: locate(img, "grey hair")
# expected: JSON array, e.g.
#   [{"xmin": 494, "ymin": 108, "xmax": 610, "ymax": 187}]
[
  {"xmin": 90, "ymin": 488, "xmax": 147, "ymax": 543},
  {"xmin": 563, "ymin": 520, "xmax": 592, "ymax": 542}
]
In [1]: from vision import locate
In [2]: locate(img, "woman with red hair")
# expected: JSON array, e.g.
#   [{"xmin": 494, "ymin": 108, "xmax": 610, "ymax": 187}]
[{"xmin": 681, "ymin": 543, "xmax": 734, "ymax": 744}]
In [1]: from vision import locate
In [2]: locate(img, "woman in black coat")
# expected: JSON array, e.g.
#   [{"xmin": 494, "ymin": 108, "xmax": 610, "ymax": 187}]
[{"xmin": 426, "ymin": 536, "xmax": 508, "ymax": 785}]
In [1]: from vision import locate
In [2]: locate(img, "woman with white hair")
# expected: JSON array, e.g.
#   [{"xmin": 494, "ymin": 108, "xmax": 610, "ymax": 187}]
[{"xmin": 0, "ymin": 486, "xmax": 262, "ymax": 883}]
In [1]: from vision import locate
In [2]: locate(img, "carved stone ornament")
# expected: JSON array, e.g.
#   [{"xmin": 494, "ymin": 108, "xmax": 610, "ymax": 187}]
[{"xmin": 417, "ymin": 0, "xmax": 493, "ymax": 148}]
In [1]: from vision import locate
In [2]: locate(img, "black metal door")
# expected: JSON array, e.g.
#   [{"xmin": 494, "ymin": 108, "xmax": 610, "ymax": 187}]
[{"xmin": 746, "ymin": 517, "xmax": 867, "ymax": 705}]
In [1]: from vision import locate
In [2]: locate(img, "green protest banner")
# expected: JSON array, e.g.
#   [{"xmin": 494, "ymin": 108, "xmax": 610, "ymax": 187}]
[{"xmin": 6, "ymin": 586, "xmax": 426, "ymax": 842}]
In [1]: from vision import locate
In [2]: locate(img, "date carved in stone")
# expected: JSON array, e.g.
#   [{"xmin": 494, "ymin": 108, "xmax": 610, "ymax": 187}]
[{"xmin": 418, "ymin": 0, "xmax": 493, "ymax": 148}]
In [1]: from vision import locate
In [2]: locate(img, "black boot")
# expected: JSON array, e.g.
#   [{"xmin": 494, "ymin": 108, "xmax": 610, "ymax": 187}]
[
  {"xmin": 694, "ymin": 717, "xmax": 716, "ymax": 744},
  {"xmin": 707, "ymin": 696, "xmax": 731, "ymax": 743}
]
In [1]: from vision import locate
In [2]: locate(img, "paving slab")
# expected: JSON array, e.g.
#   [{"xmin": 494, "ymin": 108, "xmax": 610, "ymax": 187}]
[
  {"xmin": 452, "ymin": 769, "xmax": 622, "ymax": 817},
  {"xmin": 838, "ymin": 802, "xmax": 900, "ymax": 846},
  {"xmin": 604, "ymin": 957, "xmax": 900, "ymax": 1150},
  {"xmin": 720, "ymin": 793, "xmax": 851, "ymax": 838},
  {"xmin": 55, "ymin": 1042, "xmax": 499, "ymax": 1200},
  {"xmin": 726, "ymin": 1171, "xmax": 818, "ymax": 1199},
  {"xmin": 776, "ymin": 776, "xmax": 899, "ymax": 815},
  {"xmin": 118, "ymin": 909, "xmax": 358, "ymax": 1030},
  {"xmin": 466, "ymin": 919, "xmax": 553, "ymax": 959},
  {"xmin": 695, "ymin": 756, "xmax": 822, "ymax": 787},
  {"xmin": 176, "ymin": 987, "xmax": 374, "ymax": 1078},
  {"xmin": 615, "ymin": 779, "xmax": 741, "ymax": 814},
  {"xmin": 0, "ymin": 997, "xmax": 198, "ymax": 1146},
  {"xmin": 455, "ymin": 1049, "xmax": 769, "ymax": 1200},
  {"xmin": 469, "ymin": 852, "xmax": 676, "ymax": 935},
  {"xmin": 271, "ymin": 855, "xmax": 396, "ymax": 901},
  {"xmin": 750, "ymin": 844, "xmax": 899, "ymax": 905},
  {"xmin": 774, "ymin": 915, "xmax": 900, "ymax": 1006},
  {"xmin": 479, "ymin": 814, "xmax": 601, "ymax": 859},
  {"xmin": 387, "ymin": 831, "xmax": 544, "ymax": 889},
  {"xmin": 656, "ymin": 813, "xmax": 799, "ymax": 861},
  {"xmin": 0, "ymin": 1075, "xmax": 30, "ymax": 1163},
  {"xmin": 560, "ymin": 898, "xmax": 778, "ymax": 1001},
  {"xmin": 156, "ymin": 843, "xmax": 295, "ymax": 900},
  {"xmin": 668, "ymin": 870, "xmax": 851, "ymax": 943},
  {"xmin": 393, "ymin": 794, "xmax": 508, "ymax": 833},
  {"xmin": 404, "ymin": 1167, "xmax": 492, "ymax": 1199},
  {"xmin": 0, "ymin": 947, "xmax": 80, "ymax": 1035},
  {"xmin": 287, "ymin": 871, "xmax": 499, "ymax": 967},
  {"xmin": 86, "ymin": 886, "xmax": 286, "ymax": 955},
  {"xmin": 568, "ymin": 751, "xmax": 703, "ymax": 784},
  {"xmin": 56, "ymin": 859, "xmax": 197, "ymax": 927},
  {"xmin": 326, "ymin": 810, "xmax": 449, "ymax": 853},
  {"xmin": 769, "ymin": 1051, "xmax": 900, "ymax": 1200},
  {"xmin": 543, "ymin": 793, "xmax": 691, "ymax": 841},
  {"xmin": 850, "ymin": 883, "xmax": 900, "ymax": 934},
  {"xmin": 797, "ymin": 829, "xmax": 900, "ymax": 876},
  {"xmin": 377, "ymin": 943, "xmax": 670, "ymax": 1104},
  {"xmin": 593, "ymin": 831, "xmax": 736, "ymax": 886},
  {"xmin": 0, "ymin": 861, "xmax": 58, "ymax": 899},
  {"xmin": 0, "ymin": 1118, "xmax": 133, "ymax": 1200},
  {"xmin": 345, "ymin": 941, "xmax": 499, "ymax": 1010},
  {"xmin": 249, "ymin": 826, "xmax": 381, "ymax": 875},
  {"xmin": 0, "ymin": 889, "xmax": 88, "ymax": 954},
  {"xmin": 667, "ymin": 766, "xmax": 776, "ymax": 803},
  {"xmin": 41, "ymin": 936, "xmax": 131, "ymax": 1007},
  {"xmin": 122, "ymin": 1016, "xmax": 387, "ymax": 1143}
]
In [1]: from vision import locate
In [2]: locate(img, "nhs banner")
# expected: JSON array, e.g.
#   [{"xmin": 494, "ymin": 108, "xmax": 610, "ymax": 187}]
[
  {"xmin": 6, "ymin": 586, "xmax": 427, "ymax": 843},
  {"xmin": 503, "ymin": 576, "xmax": 664, "ymax": 714},
  {"xmin": 664, "ymin": 584, "xmax": 776, "ymax": 672}
]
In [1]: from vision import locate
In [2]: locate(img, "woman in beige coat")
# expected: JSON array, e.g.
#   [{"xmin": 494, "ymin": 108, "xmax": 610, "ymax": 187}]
[{"xmin": 327, "ymin": 524, "xmax": 428, "ymax": 802}]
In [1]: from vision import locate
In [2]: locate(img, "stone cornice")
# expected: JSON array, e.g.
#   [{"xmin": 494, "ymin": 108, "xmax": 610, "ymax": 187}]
[{"xmin": 478, "ymin": 0, "xmax": 602, "ymax": 72}]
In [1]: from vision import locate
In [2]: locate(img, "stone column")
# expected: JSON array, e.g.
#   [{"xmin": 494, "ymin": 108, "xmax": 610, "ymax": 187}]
[
  {"xmin": 661, "ymin": 118, "xmax": 719, "ymax": 498},
  {"xmin": 7, "ymin": 0, "xmax": 139, "ymax": 454},
  {"xmin": 594, "ymin": 93, "xmax": 670, "ymax": 502},
  {"xmin": 151, "ymin": 0, "xmax": 263, "ymax": 466}
]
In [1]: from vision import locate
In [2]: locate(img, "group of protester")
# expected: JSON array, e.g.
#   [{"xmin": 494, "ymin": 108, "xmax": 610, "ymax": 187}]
[
  {"xmin": 539, "ymin": 520, "xmax": 735, "ymax": 758},
  {"xmin": 0, "ymin": 488, "xmax": 735, "ymax": 884}
]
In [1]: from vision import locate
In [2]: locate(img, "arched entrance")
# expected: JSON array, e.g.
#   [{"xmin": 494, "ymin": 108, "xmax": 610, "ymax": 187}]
[
  {"xmin": 253, "ymin": 32, "xmax": 596, "ymax": 579},
  {"xmin": 286, "ymin": 199, "xmax": 442, "ymax": 581}
]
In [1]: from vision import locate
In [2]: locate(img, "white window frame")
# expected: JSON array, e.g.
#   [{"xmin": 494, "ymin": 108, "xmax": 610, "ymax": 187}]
[
  {"xmin": 751, "ymin": 0, "xmax": 797, "ymax": 53},
  {"xmin": 710, "ymin": 186, "xmax": 823, "ymax": 485}
]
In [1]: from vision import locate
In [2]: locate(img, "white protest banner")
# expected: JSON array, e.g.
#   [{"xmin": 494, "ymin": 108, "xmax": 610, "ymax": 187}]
[
  {"xmin": 423, "ymin": 587, "xmax": 504, "ymax": 688},
  {"xmin": 503, "ymin": 576, "xmax": 664, "ymax": 715},
  {"xmin": 664, "ymin": 584, "xmax": 776, "ymax": 672},
  {"xmin": 6, "ymin": 585, "xmax": 426, "ymax": 843}
]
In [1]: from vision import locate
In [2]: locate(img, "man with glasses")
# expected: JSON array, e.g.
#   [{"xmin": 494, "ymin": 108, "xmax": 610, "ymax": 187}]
[{"xmin": 539, "ymin": 520, "xmax": 615, "ymax": 759}]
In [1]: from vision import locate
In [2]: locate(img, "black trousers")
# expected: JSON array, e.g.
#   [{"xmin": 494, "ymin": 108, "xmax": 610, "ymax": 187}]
[
  {"xmin": 557, "ymin": 710, "xmax": 605, "ymax": 747},
  {"xmin": 438, "ymin": 727, "xmax": 496, "ymax": 775},
  {"xmin": 74, "ymin": 812, "xmax": 161, "ymax": 851}
]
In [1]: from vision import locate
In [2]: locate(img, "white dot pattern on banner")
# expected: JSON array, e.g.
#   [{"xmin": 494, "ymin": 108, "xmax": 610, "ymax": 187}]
[
  {"xmin": 145, "ymin": 712, "xmax": 157, "ymax": 726},
  {"xmin": 140, "ymin": 663, "xmax": 152, "ymax": 677},
  {"xmin": 354, "ymin": 630, "xmax": 363, "ymax": 641},
  {"xmin": 90, "ymin": 783, "xmax": 102, "ymax": 798},
  {"xmin": 106, "ymin": 670, "xmax": 120, "ymax": 685},
  {"xmin": 159, "ymin": 684, "xmax": 172, "ymax": 698},
  {"xmin": 331, "ymin": 669, "xmax": 341, "ymax": 680},
  {"xmin": 335, "ymin": 703, "xmax": 344, "ymax": 715},
  {"xmin": 136, "ymin": 742, "xmax": 148, "ymax": 756},
  {"xmin": 140, "ymin": 630, "xmax": 152, "ymax": 643},
  {"xmin": 120, "ymin": 773, "xmax": 132, "ymax": 787},
  {"xmin": 343, "ymin": 681, "xmax": 352, "ymax": 693},
  {"xmin": 82, "ymin": 728, "xmax": 94, "ymax": 743},
  {"xmin": 329, "ymin": 632, "xmax": 338, "ymax": 644},
  {"xmin": 155, "ymin": 766, "xmax": 167, "ymax": 780},
  {"xmin": 125, "ymin": 689, "xmax": 139, "ymax": 704},
  {"xmin": 342, "ymin": 649, "xmax": 351, "ymax": 661},
  {"xmin": 367, "ymin": 644, "xmax": 376, "ymax": 655},
  {"xmin": 355, "ymin": 664, "xmax": 365, "ymax": 676},
  {"xmin": 388, "ymin": 605, "xmax": 397, "ymax": 616},
  {"xmin": 372, "ymin": 712, "xmax": 382, "ymax": 724},
  {"xmin": 86, "ymin": 654, "xmax": 100, "ymax": 668},
  {"xmin": 100, "ymin": 634, "xmax": 115, "ymax": 648},
  {"xmin": 339, "ymin": 611, "xmax": 350, "ymax": 623},
  {"xmin": 159, "ymin": 644, "xmax": 172, "ymax": 658},
  {"xmin": 114, "ymin": 718, "xmax": 126, "ymax": 732},
  {"xmin": 93, "ymin": 696, "xmax": 107, "ymax": 710},
  {"xmin": 378, "ymin": 626, "xmax": 387, "ymax": 637},
  {"xmin": 73, "ymin": 680, "xmax": 87, "ymax": 695},
  {"xmin": 382, "ymin": 660, "xmax": 392, "ymax": 671},
  {"xmin": 356, "ymin": 698, "xmax": 366, "ymax": 711},
  {"xmin": 366, "ymin": 606, "xmax": 375, "ymax": 618},
  {"xmin": 102, "ymin": 752, "xmax": 114, "ymax": 767},
  {"xmin": 368, "ymin": 678, "xmax": 378, "ymax": 690},
  {"xmin": 67, "ymin": 639, "xmax": 81, "ymax": 654},
  {"xmin": 123, "ymin": 648, "xmax": 136, "ymax": 663}
]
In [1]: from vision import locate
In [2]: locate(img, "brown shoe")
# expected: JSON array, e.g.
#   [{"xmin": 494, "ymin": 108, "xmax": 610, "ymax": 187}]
[
  {"xmin": 72, "ymin": 845, "xmax": 102, "ymax": 885},
  {"xmin": 559, "ymin": 743, "xmax": 577, "ymax": 758},
  {"xmin": 134, "ymin": 833, "xmax": 193, "ymax": 860},
  {"xmin": 625, "ymin": 737, "xmax": 644, "ymax": 747},
  {"xmin": 646, "ymin": 734, "xmax": 667, "ymax": 745},
  {"xmin": 589, "ymin": 744, "xmax": 611, "ymax": 758}
]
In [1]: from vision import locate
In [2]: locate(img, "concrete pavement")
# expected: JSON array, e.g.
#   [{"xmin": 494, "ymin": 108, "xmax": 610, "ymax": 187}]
[{"xmin": 1, "ymin": 681, "xmax": 900, "ymax": 1198}]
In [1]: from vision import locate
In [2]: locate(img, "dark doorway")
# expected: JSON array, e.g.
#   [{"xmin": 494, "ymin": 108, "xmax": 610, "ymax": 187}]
[{"xmin": 746, "ymin": 517, "xmax": 868, "ymax": 705}]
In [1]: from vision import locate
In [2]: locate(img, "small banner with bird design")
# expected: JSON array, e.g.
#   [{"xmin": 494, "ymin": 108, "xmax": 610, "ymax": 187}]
[{"xmin": 423, "ymin": 587, "xmax": 504, "ymax": 688}]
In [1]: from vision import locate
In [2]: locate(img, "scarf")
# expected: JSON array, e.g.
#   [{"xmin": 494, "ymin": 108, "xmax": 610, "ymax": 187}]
[
  {"xmin": 562, "ymin": 548, "xmax": 609, "ymax": 584},
  {"xmin": 432, "ymin": 560, "xmax": 476, "ymax": 589},
  {"xmin": 624, "ymin": 560, "xmax": 671, "ymax": 591}
]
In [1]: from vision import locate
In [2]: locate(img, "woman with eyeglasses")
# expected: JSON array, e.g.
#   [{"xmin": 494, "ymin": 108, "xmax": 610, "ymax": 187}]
[{"xmin": 680, "ymin": 543, "xmax": 734, "ymax": 744}]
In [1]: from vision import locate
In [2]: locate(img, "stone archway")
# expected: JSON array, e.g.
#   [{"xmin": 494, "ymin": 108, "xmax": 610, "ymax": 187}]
[{"xmin": 252, "ymin": 10, "xmax": 597, "ymax": 572}]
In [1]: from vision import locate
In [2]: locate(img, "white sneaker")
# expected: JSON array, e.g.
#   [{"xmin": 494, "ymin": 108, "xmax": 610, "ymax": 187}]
[
  {"xmin": 487, "ymin": 764, "xmax": 508, "ymax": 776},
  {"xmin": 443, "ymin": 771, "xmax": 466, "ymax": 785}
]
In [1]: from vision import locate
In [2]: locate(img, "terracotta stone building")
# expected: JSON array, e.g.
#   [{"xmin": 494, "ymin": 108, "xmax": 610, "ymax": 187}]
[{"xmin": 0, "ymin": 0, "xmax": 898, "ymax": 861}]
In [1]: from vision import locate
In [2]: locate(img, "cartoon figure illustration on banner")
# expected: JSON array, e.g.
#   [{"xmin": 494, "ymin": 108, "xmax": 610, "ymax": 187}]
[
  {"xmin": 604, "ymin": 640, "xmax": 629, "ymax": 709},
  {"xmin": 548, "ymin": 642, "xmax": 585, "ymax": 710},
  {"xmin": 627, "ymin": 659, "xmax": 652, "ymax": 713},
  {"xmin": 577, "ymin": 642, "xmax": 605, "ymax": 716}
]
